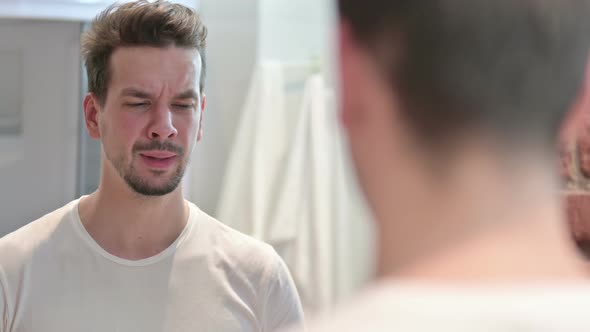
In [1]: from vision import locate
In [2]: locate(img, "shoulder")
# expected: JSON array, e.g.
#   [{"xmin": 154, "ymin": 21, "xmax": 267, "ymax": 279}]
[
  {"xmin": 187, "ymin": 202, "xmax": 300, "ymax": 303},
  {"xmin": 298, "ymin": 283, "xmax": 590, "ymax": 332},
  {"xmin": 291, "ymin": 285, "xmax": 392, "ymax": 332},
  {"xmin": 0, "ymin": 200, "xmax": 77, "ymax": 280},
  {"xmin": 188, "ymin": 201, "xmax": 283, "ymax": 271},
  {"xmin": 186, "ymin": 202, "xmax": 305, "ymax": 329}
]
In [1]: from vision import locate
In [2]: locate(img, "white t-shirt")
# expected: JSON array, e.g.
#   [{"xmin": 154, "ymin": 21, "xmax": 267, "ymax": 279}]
[
  {"xmin": 0, "ymin": 199, "xmax": 304, "ymax": 332},
  {"xmin": 291, "ymin": 281, "xmax": 590, "ymax": 332}
]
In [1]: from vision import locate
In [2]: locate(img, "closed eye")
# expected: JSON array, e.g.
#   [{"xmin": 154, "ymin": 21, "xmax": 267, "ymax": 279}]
[
  {"xmin": 126, "ymin": 102, "xmax": 150, "ymax": 107},
  {"xmin": 172, "ymin": 104, "xmax": 194, "ymax": 109}
]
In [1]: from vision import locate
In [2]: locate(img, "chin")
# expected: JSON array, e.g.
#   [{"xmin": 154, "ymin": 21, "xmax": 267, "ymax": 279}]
[
  {"xmin": 129, "ymin": 182, "xmax": 180, "ymax": 197},
  {"xmin": 124, "ymin": 172, "xmax": 184, "ymax": 197}
]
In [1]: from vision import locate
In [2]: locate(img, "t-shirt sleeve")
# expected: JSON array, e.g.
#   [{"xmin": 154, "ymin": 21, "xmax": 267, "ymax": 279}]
[{"xmin": 261, "ymin": 252, "xmax": 305, "ymax": 332}]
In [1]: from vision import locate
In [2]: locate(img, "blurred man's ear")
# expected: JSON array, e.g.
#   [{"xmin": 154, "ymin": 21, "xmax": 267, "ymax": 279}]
[
  {"xmin": 561, "ymin": 59, "xmax": 590, "ymax": 142},
  {"xmin": 338, "ymin": 20, "xmax": 364, "ymax": 130},
  {"xmin": 197, "ymin": 94, "xmax": 206, "ymax": 142},
  {"xmin": 338, "ymin": 20, "xmax": 396, "ymax": 133},
  {"xmin": 84, "ymin": 93, "xmax": 102, "ymax": 140}
]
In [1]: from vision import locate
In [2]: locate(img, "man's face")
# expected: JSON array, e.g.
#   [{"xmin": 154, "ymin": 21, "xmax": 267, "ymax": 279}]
[{"xmin": 87, "ymin": 46, "xmax": 204, "ymax": 196}]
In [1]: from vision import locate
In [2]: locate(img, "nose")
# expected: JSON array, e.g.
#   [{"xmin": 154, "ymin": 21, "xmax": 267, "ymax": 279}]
[{"xmin": 148, "ymin": 104, "xmax": 178, "ymax": 140}]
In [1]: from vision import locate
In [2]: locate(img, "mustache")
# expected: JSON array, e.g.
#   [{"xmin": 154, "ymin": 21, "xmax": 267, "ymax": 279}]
[{"xmin": 133, "ymin": 141, "xmax": 184, "ymax": 155}]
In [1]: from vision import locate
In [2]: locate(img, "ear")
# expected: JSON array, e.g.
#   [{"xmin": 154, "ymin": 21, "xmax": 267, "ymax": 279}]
[
  {"xmin": 197, "ymin": 93, "xmax": 206, "ymax": 142},
  {"xmin": 561, "ymin": 58, "xmax": 590, "ymax": 145},
  {"xmin": 338, "ymin": 20, "xmax": 367, "ymax": 131},
  {"xmin": 84, "ymin": 93, "xmax": 102, "ymax": 140}
]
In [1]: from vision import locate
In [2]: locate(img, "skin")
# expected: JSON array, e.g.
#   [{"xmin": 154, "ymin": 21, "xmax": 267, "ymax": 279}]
[
  {"xmin": 78, "ymin": 46, "xmax": 205, "ymax": 260},
  {"xmin": 338, "ymin": 21, "xmax": 590, "ymax": 282}
]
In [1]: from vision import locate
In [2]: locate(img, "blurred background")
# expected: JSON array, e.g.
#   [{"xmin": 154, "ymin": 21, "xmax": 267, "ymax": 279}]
[{"xmin": 0, "ymin": 0, "xmax": 374, "ymax": 316}]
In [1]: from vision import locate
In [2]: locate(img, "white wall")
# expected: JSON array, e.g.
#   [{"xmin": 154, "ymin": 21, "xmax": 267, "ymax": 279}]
[
  {"xmin": 258, "ymin": 0, "xmax": 333, "ymax": 63},
  {"xmin": 0, "ymin": 20, "xmax": 82, "ymax": 236},
  {"xmin": 188, "ymin": 0, "xmax": 259, "ymax": 214}
]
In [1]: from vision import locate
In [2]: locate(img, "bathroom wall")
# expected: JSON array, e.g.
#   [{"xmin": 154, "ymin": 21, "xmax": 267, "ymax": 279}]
[
  {"xmin": 186, "ymin": 0, "xmax": 259, "ymax": 214},
  {"xmin": 0, "ymin": 20, "xmax": 82, "ymax": 236}
]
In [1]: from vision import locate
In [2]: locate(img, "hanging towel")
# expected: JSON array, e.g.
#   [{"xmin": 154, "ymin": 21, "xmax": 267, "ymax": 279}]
[
  {"xmin": 216, "ymin": 61, "xmax": 291, "ymax": 240},
  {"xmin": 217, "ymin": 63, "xmax": 373, "ymax": 315}
]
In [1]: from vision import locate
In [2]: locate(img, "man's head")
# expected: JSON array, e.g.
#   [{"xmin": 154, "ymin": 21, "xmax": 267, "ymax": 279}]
[
  {"xmin": 81, "ymin": 0, "xmax": 207, "ymax": 196},
  {"xmin": 337, "ymin": 0, "xmax": 590, "ymax": 222}
]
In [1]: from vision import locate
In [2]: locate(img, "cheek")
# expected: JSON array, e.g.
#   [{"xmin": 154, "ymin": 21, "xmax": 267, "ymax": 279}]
[
  {"xmin": 174, "ymin": 113, "xmax": 199, "ymax": 142},
  {"xmin": 102, "ymin": 112, "xmax": 142, "ymax": 151}
]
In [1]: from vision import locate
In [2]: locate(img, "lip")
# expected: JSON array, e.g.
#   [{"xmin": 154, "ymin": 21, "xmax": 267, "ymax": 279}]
[
  {"xmin": 140, "ymin": 151, "xmax": 177, "ymax": 158},
  {"xmin": 139, "ymin": 152, "xmax": 178, "ymax": 169}
]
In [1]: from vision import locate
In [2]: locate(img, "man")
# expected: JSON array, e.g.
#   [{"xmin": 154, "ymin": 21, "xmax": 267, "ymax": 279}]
[
  {"xmin": 0, "ymin": 1, "xmax": 303, "ymax": 331},
  {"xmin": 295, "ymin": 0, "xmax": 590, "ymax": 331}
]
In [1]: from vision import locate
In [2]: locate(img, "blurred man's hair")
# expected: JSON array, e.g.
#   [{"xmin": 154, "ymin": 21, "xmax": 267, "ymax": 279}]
[
  {"xmin": 339, "ymin": 0, "xmax": 590, "ymax": 152},
  {"xmin": 82, "ymin": 0, "xmax": 208, "ymax": 105}
]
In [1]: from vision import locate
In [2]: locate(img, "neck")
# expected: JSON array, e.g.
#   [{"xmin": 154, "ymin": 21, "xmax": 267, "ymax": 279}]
[
  {"xmin": 375, "ymin": 145, "xmax": 587, "ymax": 282},
  {"xmin": 79, "ymin": 164, "xmax": 189, "ymax": 260}
]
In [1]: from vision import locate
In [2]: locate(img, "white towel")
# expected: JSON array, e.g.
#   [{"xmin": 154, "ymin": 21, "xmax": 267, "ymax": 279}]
[{"xmin": 217, "ymin": 63, "xmax": 373, "ymax": 314}]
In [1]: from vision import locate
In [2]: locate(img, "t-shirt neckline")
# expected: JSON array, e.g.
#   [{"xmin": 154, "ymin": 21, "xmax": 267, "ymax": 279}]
[{"xmin": 69, "ymin": 197, "xmax": 197, "ymax": 267}]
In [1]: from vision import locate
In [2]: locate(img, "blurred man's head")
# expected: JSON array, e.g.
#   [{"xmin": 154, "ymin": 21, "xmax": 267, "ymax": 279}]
[
  {"xmin": 337, "ymin": 0, "xmax": 590, "ymax": 221},
  {"xmin": 337, "ymin": 1, "xmax": 590, "ymax": 271}
]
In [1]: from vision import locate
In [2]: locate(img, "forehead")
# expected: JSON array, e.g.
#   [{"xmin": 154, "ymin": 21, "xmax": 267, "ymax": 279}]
[{"xmin": 108, "ymin": 46, "xmax": 201, "ymax": 93}]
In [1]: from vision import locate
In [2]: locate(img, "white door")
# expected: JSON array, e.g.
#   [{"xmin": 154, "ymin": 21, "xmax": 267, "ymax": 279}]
[{"xmin": 0, "ymin": 20, "xmax": 82, "ymax": 236}]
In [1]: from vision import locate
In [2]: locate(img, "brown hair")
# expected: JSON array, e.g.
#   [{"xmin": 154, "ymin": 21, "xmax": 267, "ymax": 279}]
[
  {"xmin": 81, "ymin": 0, "xmax": 208, "ymax": 105},
  {"xmin": 339, "ymin": 0, "xmax": 590, "ymax": 151}
]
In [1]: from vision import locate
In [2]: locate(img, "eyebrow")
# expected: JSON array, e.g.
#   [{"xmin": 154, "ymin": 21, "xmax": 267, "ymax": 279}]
[
  {"xmin": 119, "ymin": 88, "xmax": 198, "ymax": 101},
  {"xmin": 174, "ymin": 90, "xmax": 199, "ymax": 101},
  {"xmin": 120, "ymin": 88, "xmax": 152, "ymax": 99}
]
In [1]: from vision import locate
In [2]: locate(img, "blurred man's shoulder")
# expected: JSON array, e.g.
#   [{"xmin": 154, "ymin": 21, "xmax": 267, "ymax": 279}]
[{"xmin": 292, "ymin": 282, "xmax": 590, "ymax": 332}]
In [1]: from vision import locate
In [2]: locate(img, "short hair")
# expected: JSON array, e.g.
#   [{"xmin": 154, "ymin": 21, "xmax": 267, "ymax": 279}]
[
  {"xmin": 81, "ymin": 0, "xmax": 208, "ymax": 105},
  {"xmin": 339, "ymin": 0, "xmax": 590, "ymax": 151}
]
